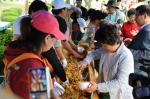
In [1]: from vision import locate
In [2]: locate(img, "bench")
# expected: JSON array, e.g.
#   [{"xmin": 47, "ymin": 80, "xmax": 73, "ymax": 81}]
[{"xmin": 0, "ymin": 22, "xmax": 10, "ymax": 31}]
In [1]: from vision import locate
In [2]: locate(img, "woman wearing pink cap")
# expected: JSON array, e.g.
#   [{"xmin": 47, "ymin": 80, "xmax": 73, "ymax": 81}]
[{"xmin": 3, "ymin": 10, "xmax": 64, "ymax": 99}]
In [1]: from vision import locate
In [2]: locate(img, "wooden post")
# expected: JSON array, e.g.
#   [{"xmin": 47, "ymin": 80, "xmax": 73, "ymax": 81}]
[{"xmin": 25, "ymin": 0, "xmax": 28, "ymax": 14}]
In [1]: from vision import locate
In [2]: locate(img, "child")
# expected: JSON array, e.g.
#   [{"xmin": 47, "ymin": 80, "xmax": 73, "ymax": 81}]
[{"xmin": 121, "ymin": 8, "xmax": 139, "ymax": 45}]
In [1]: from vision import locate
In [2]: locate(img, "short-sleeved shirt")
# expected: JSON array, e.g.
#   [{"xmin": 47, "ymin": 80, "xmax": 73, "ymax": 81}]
[
  {"xmin": 54, "ymin": 16, "xmax": 67, "ymax": 48},
  {"xmin": 13, "ymin": 15, "xmax": 27, "ymax": 35},
  {"xmin": 54, "ymin": 40, "xmax": 62, "ymax": 48},
  {"xmin": 106, "ymin": 10, "xmax": 126, "ymax": 25},
  {"xmin": 55, "ymin": 16, "xmax": 67, "ymax": 34}
]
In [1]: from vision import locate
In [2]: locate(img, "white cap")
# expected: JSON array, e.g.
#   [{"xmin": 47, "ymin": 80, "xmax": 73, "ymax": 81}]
[
  {"xmin": 52, "ymin": 0, "xmax": 71, "ymax": 10},
  {"xmin": 74, "ymin": 7, "xmax": 82, "ymax": 14},
  {"xmin": 77, "ymin": 18, "xmax": 86, "ymax": 33}
]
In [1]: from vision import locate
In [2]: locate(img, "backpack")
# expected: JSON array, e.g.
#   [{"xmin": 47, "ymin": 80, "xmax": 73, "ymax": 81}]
[
  {"xmin": 2, "ymin": 53, "xmax": 54, "ymax": 95},
  {"xmin": 72, "ymin": 22, "xmax": 81, "ymax": 33}
]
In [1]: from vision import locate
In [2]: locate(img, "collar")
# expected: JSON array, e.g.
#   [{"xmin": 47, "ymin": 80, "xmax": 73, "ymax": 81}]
[
  {"xmin": 115, "ymin": 42, "xmax": 124, "ymax": 54},
  {"xmin": 140, "ymin": 23, "xmax": 150, "ymax": 29},
  {"xmin": 104, "ymin": 42, "xmax": 123, "ymax": 55}
]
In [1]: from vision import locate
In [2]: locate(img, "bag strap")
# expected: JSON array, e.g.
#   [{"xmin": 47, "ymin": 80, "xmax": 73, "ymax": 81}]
[
  {"xmin": 3, "ymin": 53, "xmax": 54, "ymax": 78},
  {"xmin": 3, "ymin": 53, "xmax": 54, "ymax": 95},
  {"xmin": 7, "ymin": 53, "xmax": 43, "ymax": 69}
]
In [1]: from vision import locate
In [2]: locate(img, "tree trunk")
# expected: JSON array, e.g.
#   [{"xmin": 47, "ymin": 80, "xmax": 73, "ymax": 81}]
[{"xmin": 25, "ymin": 0, "xmax": 28, "ymax": 14}]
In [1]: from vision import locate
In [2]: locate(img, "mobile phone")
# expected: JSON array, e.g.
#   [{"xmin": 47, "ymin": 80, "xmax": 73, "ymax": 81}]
[{"xmin": 29, "ymin": 67, "xmax": 51, "ymax": 99}]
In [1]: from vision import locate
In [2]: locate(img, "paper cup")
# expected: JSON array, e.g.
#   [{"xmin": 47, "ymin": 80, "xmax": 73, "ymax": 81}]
[
  {"xmin": 77, "ymin": 46, "xmax": 85, "ymax": 53},
  {"xmin": 79, "ymin": 82, "xmax": 90, "ymax": 90}
]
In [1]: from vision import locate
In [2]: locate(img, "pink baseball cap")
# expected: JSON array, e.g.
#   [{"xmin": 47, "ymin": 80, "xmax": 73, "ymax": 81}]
[{"xmin": 31, "ymin": 10, "xmax": 66, "ymax": 40}]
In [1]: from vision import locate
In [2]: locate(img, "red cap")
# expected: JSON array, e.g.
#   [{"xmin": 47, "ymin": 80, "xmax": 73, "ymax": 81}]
[{"xmin": 31, "ymin": 10, "xmax": 66, "ymax": 40}]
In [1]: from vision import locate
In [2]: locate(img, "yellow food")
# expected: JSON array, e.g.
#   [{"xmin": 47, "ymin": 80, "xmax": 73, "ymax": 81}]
[{"xmin": 62, "ymin": 56, "xmax": 88, "ymax": 99}]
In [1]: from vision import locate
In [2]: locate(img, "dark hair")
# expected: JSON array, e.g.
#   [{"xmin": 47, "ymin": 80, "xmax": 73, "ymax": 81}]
[
  {"xmin": 28, "ymin": 0, "xmax": 48, "ymax": 15},
  {"xmin": 94, "ymin": 20, "xmax": 120, "ymax": 45},
  {"xmin": 89, "ymin": 10, "xmax": 108, "ymax": 21},
  {"xmin": 51, "ymin": 8, "xmax": 66, "ymax": 15},
  {"xmin": 127, "ymin": 8, "xmax": 136, "ymax": 17},
  {"xmin": 86, "ymin": 8, "xmax": 96, "ymax": 17},
  {"xmin": 20, "ymin": 17, "xmax": 48, "ymax": 52},
  {"xmin": 136, "ymin": 5, "xmax": 150, "ymax": 16}
]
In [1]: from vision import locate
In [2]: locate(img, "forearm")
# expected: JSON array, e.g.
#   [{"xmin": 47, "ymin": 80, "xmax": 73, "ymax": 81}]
[
  {"xmin": 83, "ymin": 49, "xmax": 103, "ymax": 64},
  {"xmin": 79, "ymin": 40, "xmax": 89, "ymax": 47},
  {"xmin": 61, "ymin": 41, "xmax": 77, "ymax": 55},
  {"xmin": 55, "ymin": 47, "xmax": 66, "ymax": 60},
  {"xmin": 68, "ymin": 41, "xmax": 77, "ymax": 50}
]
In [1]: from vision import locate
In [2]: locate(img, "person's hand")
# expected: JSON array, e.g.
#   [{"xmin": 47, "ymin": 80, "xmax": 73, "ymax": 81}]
[
  {"xmin": 131, "ymin": 29, "xmax": 138, "ymax": 36},
  {"xmin": 72, "ymin": 45, "xmax": 78, "ymax": 51},
  {"xmin": 61, "ymin": 59, "xmax": 68, "ymax": 69},
  {"xmin": 62, "ymin": 79, "xmax": 69, "ymax": 87},
  {"xmin": 53, "ymin": 81, "xmax": 65, "ymax": 96},
  {"xmin": 72, "ymin": 51, "xmax": 83, "ymax": 58},
  {"xmin": 83, "ymin": 81, "xmax": 98, "ymax": 93},
  {"xmin": 124, "ymin": 38, "xmax": 132, "ymax": 46},
  {"xmin": 88, "ymin": 43, "xmax": 95, "ymax": 50},
  {"xmin": 78, "ymin": 61, "xmax": 88, "ymax": 71}
]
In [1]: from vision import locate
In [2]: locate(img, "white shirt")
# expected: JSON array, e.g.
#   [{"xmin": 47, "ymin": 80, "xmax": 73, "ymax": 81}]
[
  {"xmin": 84, "ymin": 42, "xmax": 134, "ymax": 99},
  {"xmin": 13, "ymin": 15, "xmax": 27, "ymax": 35}
]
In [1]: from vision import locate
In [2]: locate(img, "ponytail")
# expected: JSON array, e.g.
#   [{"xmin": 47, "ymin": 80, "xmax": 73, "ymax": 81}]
[
  {"xmin": 20, "ymin": 16, "xmax": 48, "ymax": 52},
  {"xmin": 20, "ymin": 16, "xmax": 32, "ymax": 40}
]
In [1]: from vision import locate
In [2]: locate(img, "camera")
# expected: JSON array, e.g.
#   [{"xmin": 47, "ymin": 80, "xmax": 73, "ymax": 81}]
[{"xmin": 129, "ymin": 59, "xmax": 150, "ymax": 99}]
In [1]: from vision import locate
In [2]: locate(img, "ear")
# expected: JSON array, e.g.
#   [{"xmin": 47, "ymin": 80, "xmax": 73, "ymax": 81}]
[
  {"xmin": 144, "ymin": 13, "xmax": 147, "ymax": 19},
  {"xmin": 44, "ymin": 35, "xmax": 50, "ymax": 44}
]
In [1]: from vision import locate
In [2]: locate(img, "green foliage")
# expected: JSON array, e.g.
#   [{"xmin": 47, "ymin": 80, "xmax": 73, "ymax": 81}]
[
  {"xmin": 0, "ymin": 6, "xmax": 22, "ymax": 76},
  {"xmin": 0, "ymin": 29, "xmax": 12, "ymax": 45},
  {"xmin": 0, "ymin": 45, "xmax": 5, "ymax": 75},
  {"xmin": 1, "ymin": 7, "xmax": 22, "ymax": 24},
  {"xmin": 0, "ymin": 29, "xmax": 12, "ymax": 75}
]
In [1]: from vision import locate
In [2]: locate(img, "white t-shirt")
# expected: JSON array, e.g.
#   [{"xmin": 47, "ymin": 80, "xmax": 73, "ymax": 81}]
[{"xmin": 13, "ymin": 15, "xmax": 27, "ymax": 35}]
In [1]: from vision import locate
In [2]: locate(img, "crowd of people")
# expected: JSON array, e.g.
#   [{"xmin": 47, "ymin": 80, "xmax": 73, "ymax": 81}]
[{"xmin": 0, "ymin": 0, "xmax": 150, "ymax": 99}]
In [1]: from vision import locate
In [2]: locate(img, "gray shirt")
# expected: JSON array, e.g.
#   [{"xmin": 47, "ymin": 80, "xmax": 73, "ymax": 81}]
[{"xmin": 84, "ymin": 42, "xmax": 134, "ymax": 99}]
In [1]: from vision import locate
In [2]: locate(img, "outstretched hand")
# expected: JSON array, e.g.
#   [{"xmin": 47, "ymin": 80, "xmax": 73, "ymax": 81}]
[
  {"xmin": 83, "ymin": 81, "xmax": 98, "ymax": 93},
  {"xmin": 77, "ymin": 61, "xmax": 88, "ymax": 71}
]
